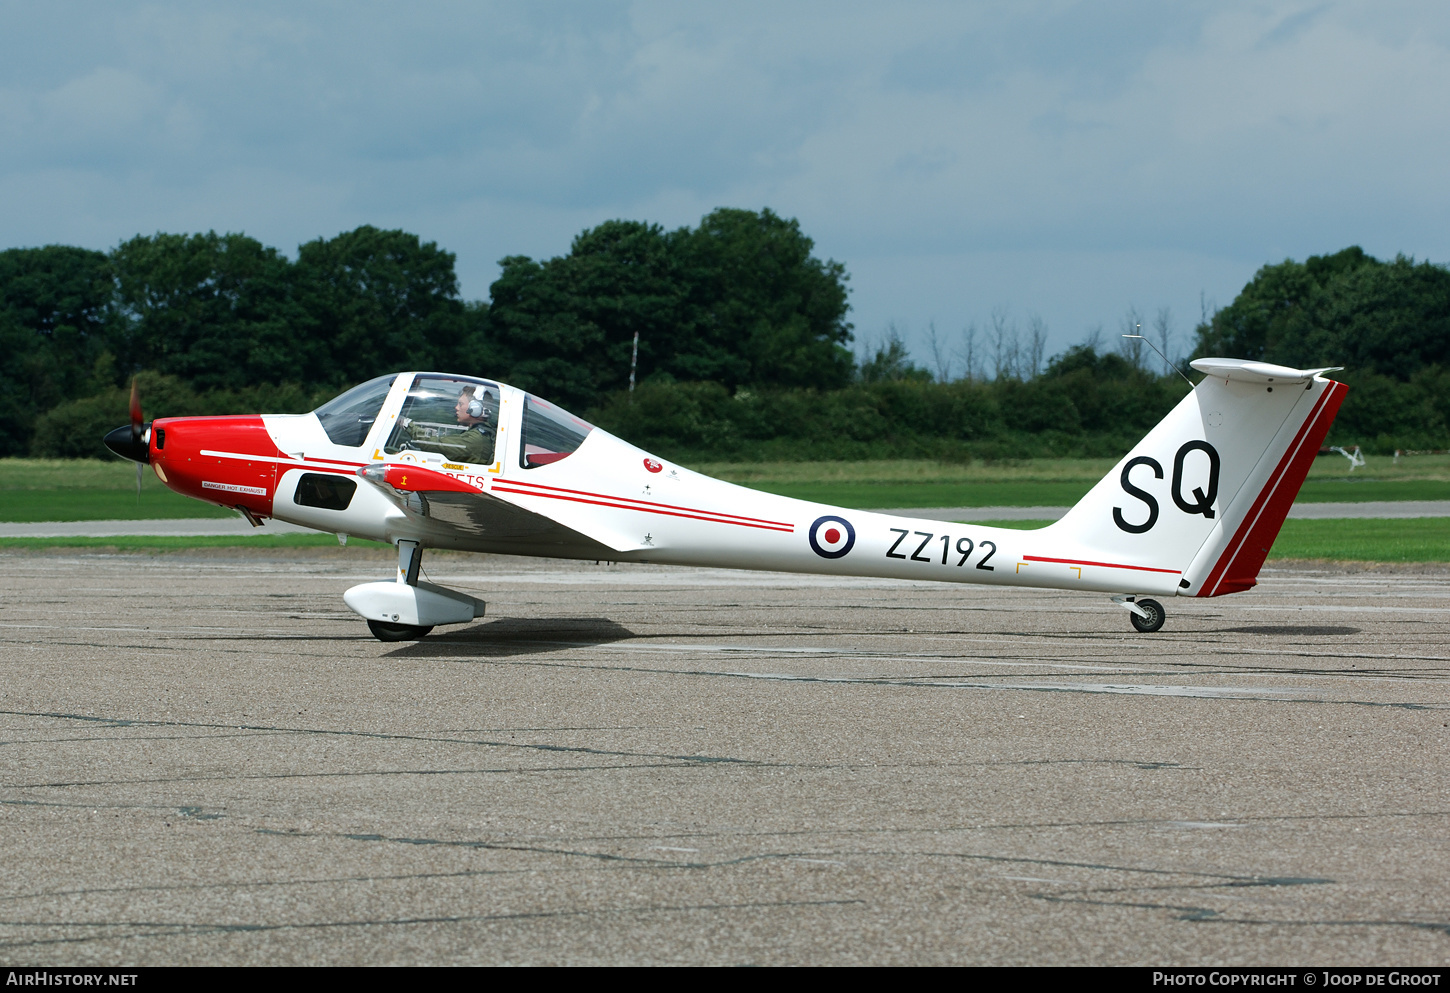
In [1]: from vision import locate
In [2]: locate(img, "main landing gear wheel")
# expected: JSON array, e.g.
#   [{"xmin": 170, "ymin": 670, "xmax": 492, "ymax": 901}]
[
  {"xmin": 1129, "ymin": 598, "xmax": 1165, "ymax": 633},
  {"xmin": 367, "ymin": 620, "xmax": 434, "ymax": 642}
]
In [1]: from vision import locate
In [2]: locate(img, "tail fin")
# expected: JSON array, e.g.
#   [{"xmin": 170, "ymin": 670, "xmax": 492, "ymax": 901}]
[{"xmin": 1050, "ymin": 359, "xmax": 1347, "ymax": 597}]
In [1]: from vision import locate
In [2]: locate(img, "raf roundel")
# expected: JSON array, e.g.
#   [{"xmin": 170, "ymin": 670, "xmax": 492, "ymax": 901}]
[{"xmin": 808, "ymin": 515, "xmax": 856, "ymax": 559}]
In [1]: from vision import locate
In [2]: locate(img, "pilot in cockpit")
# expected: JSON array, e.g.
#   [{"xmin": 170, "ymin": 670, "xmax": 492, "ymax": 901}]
[
  {"xmin": 395, "ymin": 384, "xmax": 496, "ymax": 465},
  {"xmin": 449, "ymin": 386, "xmax": 496, "ymax": 465}
]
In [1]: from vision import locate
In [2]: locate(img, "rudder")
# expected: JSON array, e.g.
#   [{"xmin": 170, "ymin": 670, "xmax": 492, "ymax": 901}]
[
  {"xmin": 1187, "ymin": 365, "xmax": 1347, "ymax": 595},
  {"xmin": 1046, "ymin": 359, "xmax": 1346, "ymax": 596}
]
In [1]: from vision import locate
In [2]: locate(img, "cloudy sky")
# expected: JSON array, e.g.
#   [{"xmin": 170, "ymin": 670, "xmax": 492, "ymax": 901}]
[{"xmin": 4, "ymin": 2, "xmax": 1449, "ymax": 371}]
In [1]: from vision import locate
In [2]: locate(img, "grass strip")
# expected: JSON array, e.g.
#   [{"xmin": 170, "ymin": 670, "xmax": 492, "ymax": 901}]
[
  {"xmin": 965, "ymin": 520, "xmax": 1054, "ymax": 530},
  {"xmin": 0, "ymin": 533, "xmax": 363, "ymax": 550},
  {"xmin": 1265, "ymin": 518, "xmax": 1450, "ymax": 563},
  {"xmin": 0, "ymin": 490, "xmax": 235, "ymax": 522},
  {"xmin": 744, "ymin": 479, "xmax": 1449, "ymax": 509},
  {"xmin": 1295, "ymin": 480, "xmax": 1450, "ymax": 503}
]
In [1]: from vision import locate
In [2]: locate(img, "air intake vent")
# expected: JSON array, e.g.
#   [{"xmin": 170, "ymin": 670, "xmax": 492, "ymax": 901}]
[{"xmin": 294, "ymin": 473, "xmax": 357, "ymax": 511}]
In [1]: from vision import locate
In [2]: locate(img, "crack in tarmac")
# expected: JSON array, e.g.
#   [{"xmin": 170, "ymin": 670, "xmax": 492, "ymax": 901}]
[
  {"xmin": 8, "ymin": 761, "xmax": 717, "ymax": 790},
  {"xmin": 0, "ymin": 898, "xmax": 869, "ymax": 951},
  {"xmin": 1028, "ymin": 893, "xmax": 1450, "ymax": 936},
  {"xmin": 386, "ymin": 656, "xmax": 1445, "ymax": 709},
  {"xmin": 0, "ymin": 709, "xmax": 758, "ymax": 766}
]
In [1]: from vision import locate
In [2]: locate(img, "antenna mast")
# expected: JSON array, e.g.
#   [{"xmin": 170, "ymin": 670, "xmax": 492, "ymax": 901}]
[{"xmin": 1122, "ymin": 328, "xmax": 1195, "ymax": 389}]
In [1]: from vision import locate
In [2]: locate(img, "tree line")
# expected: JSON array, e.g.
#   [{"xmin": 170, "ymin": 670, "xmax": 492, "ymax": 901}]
[
  {"xmin": 0, "ymin": 225, "xmax": 478, "ymax": 457},
  {"xmin": 0, "ymin": 209, "xmax": 856, "ymax": 457},
  {"xmin": 1193, "ymin": 246, "xmax": 1450, "ymax": 455},
  {"xmin": 2, "ymin": 216, "xmax": 1447, "ymax": 460}
]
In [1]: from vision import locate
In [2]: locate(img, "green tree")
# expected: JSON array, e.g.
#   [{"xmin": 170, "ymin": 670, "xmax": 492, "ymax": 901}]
[
  {"xmin": 1040, "ymin": 344, "xmax": 1189, "ymax": 434},
  {"xmin": 110, "ymin": 231, "xmax": 299, "ymax": 390},
  {"xmin": 0, "ymin": 245, "xmax": 117, "ymax": 455},
  {"xmin": 675, "ymin": 207, "xmax": 854, "ymax": 390},
  {"xmin": 484, "ymin": 220, "xmax": 684, "ymax": 406},
  {"xmin": 294, "ymin": 225, "xmax": 468, "ymax": 384},
  {"xmin": 1193, "ymin": 247, "xmax": 1450, "ymax": 378},
  {"xmin": 31, "ymin": 371, "xmax": 330, "ymax": 459},
  {"xmin": 483, "ymin": 208, "xmax": 855, "ymax": 408}
]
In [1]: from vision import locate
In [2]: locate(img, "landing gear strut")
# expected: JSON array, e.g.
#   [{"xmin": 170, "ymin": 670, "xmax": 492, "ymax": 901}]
[
  {"xmin": 344, "ymin": 539, "xmax": 484, "ymax": 642},
  {"xmin": 367, "ymin": 540, "xmax": 433, "ymax": 641},
  {"xmin": 1113, "ymin": 595, "xmax": 1166, "ymax": 633}
]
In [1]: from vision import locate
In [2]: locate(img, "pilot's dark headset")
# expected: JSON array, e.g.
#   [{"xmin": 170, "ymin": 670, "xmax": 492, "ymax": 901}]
[{"xmin": 466, "ymin": 389, "xmax": 491, "ymax": 419}]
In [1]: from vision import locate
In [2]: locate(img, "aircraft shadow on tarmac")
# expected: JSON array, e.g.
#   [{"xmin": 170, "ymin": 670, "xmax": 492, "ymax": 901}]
[
  {"xmin": 1210, "ymin": 624, "xmax": 1361, "ymax": 636},
  {"xmin": 383, "ymin": 616, "xmax": 637, "ymax": 659}
]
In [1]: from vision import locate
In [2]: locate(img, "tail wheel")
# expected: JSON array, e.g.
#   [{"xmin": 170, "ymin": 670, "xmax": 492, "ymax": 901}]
[
  {"xmin": 367, "ymin": 620, "xmax": 434, "ymax": 642},
  {"xmin": 1129, "ymin": 598, "xmax": 1165, "ymax": 633}
]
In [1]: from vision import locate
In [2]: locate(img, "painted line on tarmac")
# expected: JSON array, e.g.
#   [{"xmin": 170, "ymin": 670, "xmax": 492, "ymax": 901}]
[{"xmin": 584, "ymin": 640, "xmax": 1124, "ymax": 672}]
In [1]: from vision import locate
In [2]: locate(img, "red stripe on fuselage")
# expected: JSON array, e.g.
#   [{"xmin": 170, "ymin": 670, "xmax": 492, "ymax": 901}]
[
  {"xmin": 1022, "ymin": 555, "xmax": 1181, "ymax": 575},
  {"xmin": 201, "ymin": 449, "xmax": 361, "ymax": 476},
  {"xmin": 490, "ymin": 484, "xmax": 796, "ymax": 532},
  {"xmin": 496, "ymin": 478, "xmax": 796, "ymax": 530}
]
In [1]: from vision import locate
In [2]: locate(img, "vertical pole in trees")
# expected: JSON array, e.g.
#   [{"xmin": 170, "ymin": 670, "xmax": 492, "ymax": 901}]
[{"xmin": 629, "ymin": 331, "xmax": 639, "ymax": 400}]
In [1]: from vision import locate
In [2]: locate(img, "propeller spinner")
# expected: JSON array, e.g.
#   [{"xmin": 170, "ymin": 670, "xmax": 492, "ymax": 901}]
[{"xmin": 103, "ymin": 377, "xmax": 151, "ymax": 468}]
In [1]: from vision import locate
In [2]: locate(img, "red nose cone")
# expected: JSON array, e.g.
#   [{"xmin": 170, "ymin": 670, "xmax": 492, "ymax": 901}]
[{"xmin": 150, "ymin": 415, "xmax": 282, "ymax": 518}]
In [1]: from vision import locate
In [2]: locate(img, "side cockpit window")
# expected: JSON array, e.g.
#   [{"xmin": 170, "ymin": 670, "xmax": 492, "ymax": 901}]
[
  {"xmin": 314, "ymin": 375, "xmax": 396, "ymax": 447},
  {"xmin": 385, "ymin": 376, "xmax": 500, "ymax": 467},
  {"xmin": 520, "ymin": 394, "xmax": 593, "ymax": 468}
]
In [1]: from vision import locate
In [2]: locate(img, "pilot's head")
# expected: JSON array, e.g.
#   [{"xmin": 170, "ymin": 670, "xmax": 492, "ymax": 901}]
[{"xmin": 455, "ymin": 386, "xmax": 491, "ymax": 426}]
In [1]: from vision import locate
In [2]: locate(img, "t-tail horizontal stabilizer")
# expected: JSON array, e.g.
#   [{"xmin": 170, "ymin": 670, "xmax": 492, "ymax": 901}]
[{"xmin": 1047, "ymin": 358, "xmax": 1347, "ymax": 597}]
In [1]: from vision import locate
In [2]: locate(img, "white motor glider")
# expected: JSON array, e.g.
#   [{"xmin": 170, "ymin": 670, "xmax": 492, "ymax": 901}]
[{"xmin": 104, "ymin": 358, "xmax": 1346, "ymax": 641}]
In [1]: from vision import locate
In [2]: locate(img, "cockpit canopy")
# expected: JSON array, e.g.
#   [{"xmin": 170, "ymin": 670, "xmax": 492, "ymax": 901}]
[
  {"xmin": 519, "ymin": 393, "xmax": 592, "ymax": 468},
  {"xmin": 385, "ymin": 375, "xmax": 500, "ymax": 465},
  {"xmin": 311, "ymin": 373, "xmax": 595, "ymax": 469},
  {"xmin": 314, "ymin": 374, "xmax": 395, "ymax": 447}
]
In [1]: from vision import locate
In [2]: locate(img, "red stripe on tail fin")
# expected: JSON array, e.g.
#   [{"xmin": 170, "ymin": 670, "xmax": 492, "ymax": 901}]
[{"xmin": 1198, "ymin": 381, "xmax": 1347, "ymax": 597}]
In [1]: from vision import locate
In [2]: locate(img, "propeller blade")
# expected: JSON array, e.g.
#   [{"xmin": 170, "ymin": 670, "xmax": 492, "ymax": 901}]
[
  {"xmin": 136, "ymin": 461, "xmax": 143, "ymax": 499},
  {"xmin": 129, "ymin": 377, "xmax": 143, "ymax": 442}
]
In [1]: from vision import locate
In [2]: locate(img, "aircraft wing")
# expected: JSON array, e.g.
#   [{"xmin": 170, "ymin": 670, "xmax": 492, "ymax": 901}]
[{"xmin": 361, "ymin": 464, "xmax": 647, "ymax": 559}]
